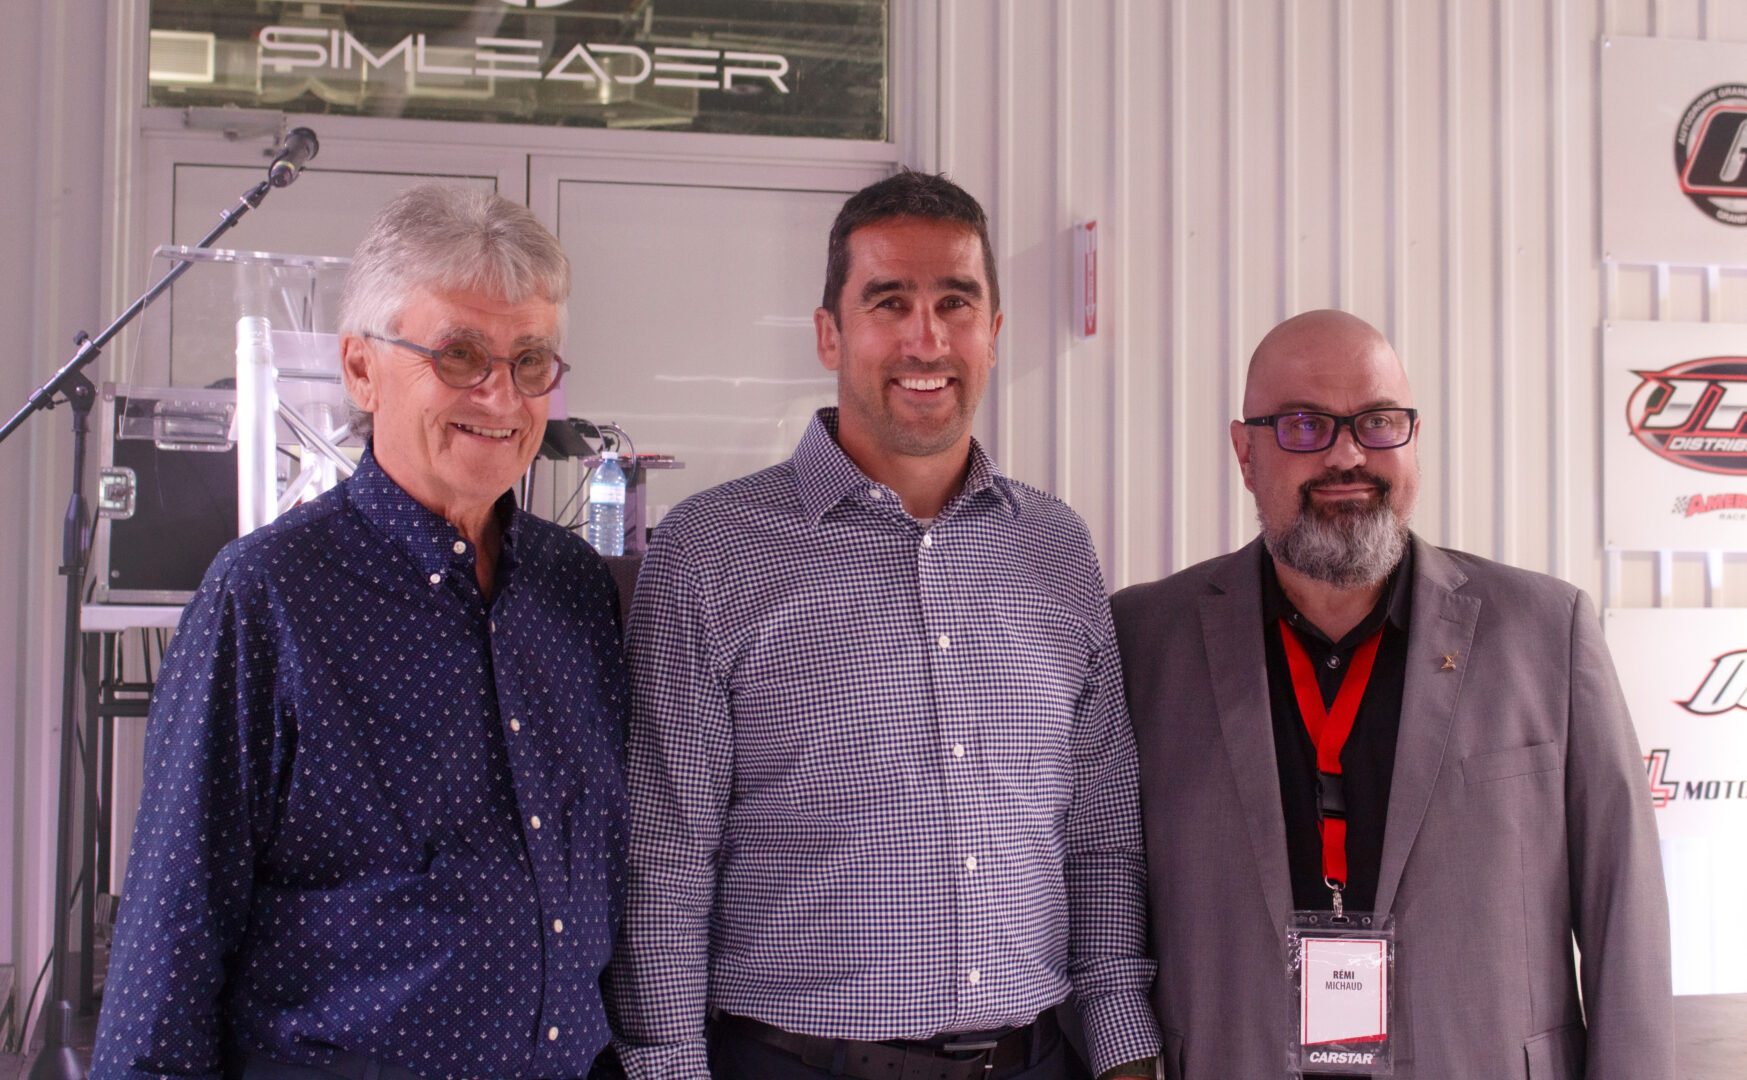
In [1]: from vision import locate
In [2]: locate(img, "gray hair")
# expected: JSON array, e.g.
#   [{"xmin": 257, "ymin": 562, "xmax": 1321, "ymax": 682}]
[
  {"xmin": 339, "ymin": 184, "xmax": 571, "ymax": 438},
  {"xmin": 1260, "ymin": 485, "xmax": 1409, "ymax": 589}
]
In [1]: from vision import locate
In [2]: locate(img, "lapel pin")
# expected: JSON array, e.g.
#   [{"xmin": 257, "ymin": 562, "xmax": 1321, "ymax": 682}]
[{"xmin": 1441, "ymin": 652, "xmax": 1459, "ymax": 671}]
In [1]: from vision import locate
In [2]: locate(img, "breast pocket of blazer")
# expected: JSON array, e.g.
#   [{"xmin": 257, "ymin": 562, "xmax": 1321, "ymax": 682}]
[{"xmin": 1461, "ymin": 740, "xmax": 1562, "ymax": 786}]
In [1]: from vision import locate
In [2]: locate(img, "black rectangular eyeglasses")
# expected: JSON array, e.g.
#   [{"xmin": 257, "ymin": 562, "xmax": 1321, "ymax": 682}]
[{"xmin": 1242, "ymin": 408, "xmax": 1419, "ymax": 453}]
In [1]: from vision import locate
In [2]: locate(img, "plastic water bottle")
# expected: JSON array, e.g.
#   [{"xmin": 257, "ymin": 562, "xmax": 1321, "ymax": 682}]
[{"xmin": 586, "ymin": 451, "xmax": 627, "ymax": 556}]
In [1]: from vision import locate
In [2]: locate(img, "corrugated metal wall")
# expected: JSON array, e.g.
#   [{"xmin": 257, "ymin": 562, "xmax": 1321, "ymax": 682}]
[{"xmin": 923, "ymin": 0, "xmax": 1747, "ymax": 600}]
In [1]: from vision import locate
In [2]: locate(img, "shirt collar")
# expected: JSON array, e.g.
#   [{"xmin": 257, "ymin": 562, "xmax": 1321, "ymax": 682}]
[
  {"xmin": 792, "ymin": 407, "xmax": 1021, "ymax": 524},
  {"xmin": 347, "ymin": 442, "xmax": 523, "ymax": 582},
  {"xmin": 1261, "ymin": 540, "xmax": 1414, "ymax": 650}
]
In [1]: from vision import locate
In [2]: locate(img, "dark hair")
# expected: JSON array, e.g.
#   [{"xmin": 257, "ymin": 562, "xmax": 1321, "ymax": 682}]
[{"xmin": 821, "ymin": 169, "xmax": 999, "ymax": 323}]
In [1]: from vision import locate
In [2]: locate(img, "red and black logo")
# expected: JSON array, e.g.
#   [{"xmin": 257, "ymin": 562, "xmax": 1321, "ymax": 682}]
[
  {"xmin": 1644, "ymin": 748, "xmax": 1747, "ymax": 808},
  {"xmin": 1679, "ymin": 649, "xmax": 1747, "ymax": 714},
  {"xmin": 1673, "ymin": 492, "xmax": 1747, "ymax": 517},
  {"xmin": 1675, "ymin": 83, "xmax": 1747, "ymax": 226},
  {"xmin": 1627, "ymin": 357, "xmax": 1747, "ymax": 474}
]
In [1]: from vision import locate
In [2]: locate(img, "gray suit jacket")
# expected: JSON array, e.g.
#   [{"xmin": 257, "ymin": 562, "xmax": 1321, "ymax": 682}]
[{"xmin": 1111, "ymin": 536, "xmax": 1672, "ymax": 1080}]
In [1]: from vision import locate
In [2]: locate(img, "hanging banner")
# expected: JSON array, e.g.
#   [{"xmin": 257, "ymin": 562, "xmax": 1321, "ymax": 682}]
[
  {"xmin": 1601, "ymin": 35, "xmax": 1747, "ymax": 267},
  {"xmin": 1605, "ymin": 608, "xmax": 1747, "ymax": 995},
  {"xmin": 1604, "ymin": 320, "xmax": 1747, "ymax": 551}
]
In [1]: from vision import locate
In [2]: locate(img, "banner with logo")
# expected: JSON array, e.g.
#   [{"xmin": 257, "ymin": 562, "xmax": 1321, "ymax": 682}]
[
  {"xmin": 1605, "ymin": 320, "xmax": 1747, "ymax": 551},
  {"xmin": 1601, "ymin": 35, "xmax": 1747, "ymax": 266},
  {"xmin": 1605, "ymin": 608, "xmax": 1747, "ymax": 994},
  {"xmin": 146, "ymin": 0, "xmax": 887, "ymax": 140}
]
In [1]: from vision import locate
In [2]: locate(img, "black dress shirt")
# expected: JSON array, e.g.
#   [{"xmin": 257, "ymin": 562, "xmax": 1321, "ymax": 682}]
[
  {"xmin": 1261, "ymin": 547, "xmax": 1413, "ymax": 915},
  {"xmin": 91, "ymin": 446, "xmax": 629, "ymax": 1080}
]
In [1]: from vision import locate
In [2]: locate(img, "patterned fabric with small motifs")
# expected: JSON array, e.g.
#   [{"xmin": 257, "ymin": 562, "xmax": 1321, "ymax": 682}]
[
  {"xmin": 608, "ymin": 409, "xmax": 1160, "ymax": 1080},
  {"xmin": 90, "ymin": 445, "xmax": 629, "ymax": 1080}
]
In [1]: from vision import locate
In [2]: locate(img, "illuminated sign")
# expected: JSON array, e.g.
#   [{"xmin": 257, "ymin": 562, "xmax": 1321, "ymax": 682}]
[
  {"xmin": 259, "ymin": 30, "xmax": 790, "ymax": 92},
  {"xmin": 147, "ymin": 1, "xmax": 887, "ymax": 139}
]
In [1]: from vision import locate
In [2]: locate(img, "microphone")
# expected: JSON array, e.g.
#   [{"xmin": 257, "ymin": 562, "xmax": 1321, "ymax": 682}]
[{"xmin": 268, "ymin": 128, "xmax": 319, "ymax": 188}]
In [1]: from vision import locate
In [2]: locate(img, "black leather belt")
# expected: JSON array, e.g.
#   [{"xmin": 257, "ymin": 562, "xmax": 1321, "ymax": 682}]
[{"xmin": 713, "ymin": 1011, "xmax": 1058, "ymax": 1080}]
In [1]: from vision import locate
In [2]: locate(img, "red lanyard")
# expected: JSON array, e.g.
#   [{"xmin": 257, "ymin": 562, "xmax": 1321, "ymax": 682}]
[{"xmin": 1278, "ymin": 618, "xmax": 1383, "ymax": 904}]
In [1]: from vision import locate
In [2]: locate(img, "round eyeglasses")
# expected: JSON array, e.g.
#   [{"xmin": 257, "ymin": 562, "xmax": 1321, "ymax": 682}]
[
  {"xmin": 365, "ymin": 333, "xmax": 570, "ymax": 397},
  {"xmin": 1242, "ymin": 408, "xmax": 1419, "ymax": 453}
]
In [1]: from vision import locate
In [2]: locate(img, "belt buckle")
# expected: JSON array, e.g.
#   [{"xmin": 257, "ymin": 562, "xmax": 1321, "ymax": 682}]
[{"xmin": 939, "ymin": 1038, "xmax": 1000, "ymax": 1077}]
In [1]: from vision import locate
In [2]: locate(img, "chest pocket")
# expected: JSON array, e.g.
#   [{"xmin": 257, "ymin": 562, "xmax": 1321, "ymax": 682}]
[{"xmin": 1462, "ymin": 741, "xmax": 1561, "ymax": 786}]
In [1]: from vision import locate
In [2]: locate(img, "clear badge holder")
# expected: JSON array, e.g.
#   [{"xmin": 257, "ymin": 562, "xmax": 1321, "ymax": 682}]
[{"xmin": 1286, "ymin": 909, "xmax": 1395, "ymax": 1075}]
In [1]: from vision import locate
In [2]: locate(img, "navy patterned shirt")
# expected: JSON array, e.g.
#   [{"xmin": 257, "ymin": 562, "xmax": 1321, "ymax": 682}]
[
  {"xmin": 609, "ymin": 409, "xmax": 1159, "ymax": 1079},
  {"xmin": 91, "ymin": 446, "xmax": 629, "ymax": 1080}
]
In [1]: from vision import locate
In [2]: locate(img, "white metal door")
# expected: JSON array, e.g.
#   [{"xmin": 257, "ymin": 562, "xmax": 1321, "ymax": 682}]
[{"xmin": 529, "ymin": 153, "xmax": 889, "ymax": 529}]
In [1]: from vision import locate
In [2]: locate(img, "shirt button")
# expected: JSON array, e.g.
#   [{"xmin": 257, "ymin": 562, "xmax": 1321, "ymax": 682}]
[
  {"xmin": 547, "ymin": 1026, "xmax": 559, "ymax": 1042},
  {"xmin": 951, "ymin": 742, "xmax": 965, "ymax": 758},
  {"xmin": 937, "ymin": 633, "xmax": 950, "ymax": 650},
  {"xmin": 922, "ymin": 533, "xmax": 934, "ymax": 547},
  {"xmin": 490, "ymin": 620, "xmax": 497, "ymax": 633},
  {"xmin": 869, "ymin": 487, "xmax": 883, "ymax": 500},
  {"xmin": 452, "ymin": 540, "xmax": 467, "ymax": 555},
  {"xmin": 428, "ymin": 572, "xmax": 442, "ymax": 585},
  {"xmin": 965, "ymin": 856, "xmax": 978, "ymax": 871},
  {"xmin": 529, "ymin": 815, "xmax": 542, "ymax": 830},
  {"xmin": 553, "ymin": 918, "xmax": 564, "ymax": 934},
  {"xmin": 510, "ymin": 718, "xmax": 521, "ymax": 733},
  {"xmin": 967, "ymin": 970, "xmax": 981, "ymax": 985},
  {"xmin": 1327, "ymin": 655, "xmax": 1342, "ymax": 669}
]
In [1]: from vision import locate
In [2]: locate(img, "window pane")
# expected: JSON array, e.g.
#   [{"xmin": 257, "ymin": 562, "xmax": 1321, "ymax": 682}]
[
  {"xmin": 552, "ymin": 179, "xmax": 850, "ymax": 516},
  {"xmin": 147, "ymin": 0, "xmax": 888, "ymax": 140}
]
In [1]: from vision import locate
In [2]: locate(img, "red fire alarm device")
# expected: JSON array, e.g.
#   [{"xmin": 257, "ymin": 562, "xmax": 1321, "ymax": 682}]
[{"xmin": 1074, "ymin": 220, "xmax": 1097, "ymax": 339}]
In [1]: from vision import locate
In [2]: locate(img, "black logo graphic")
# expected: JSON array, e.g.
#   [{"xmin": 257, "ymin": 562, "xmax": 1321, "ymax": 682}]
[{"xmin": 1676, "ymin": 83, "xmax": 1747, "ymax": 226}]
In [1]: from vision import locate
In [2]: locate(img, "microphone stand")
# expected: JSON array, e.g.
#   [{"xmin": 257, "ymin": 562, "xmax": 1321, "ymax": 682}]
[{"xmin": 0, "ymin": 168, "xmax": 287, "ymax": 1080}]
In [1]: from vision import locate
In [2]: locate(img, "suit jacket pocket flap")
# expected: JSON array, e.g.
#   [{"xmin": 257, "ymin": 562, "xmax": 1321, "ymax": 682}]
[
  {"xmin": 1523, "ymin": 1021, "xmax": 1585, "ymax": 1079},
  {"xmin": 1462, "ymin": 741, "xmax": 1560, "ymax": 785},
  {"xmin": 1160, "ymin": 1028, "xmax": 1185, "ymax": 1080}
]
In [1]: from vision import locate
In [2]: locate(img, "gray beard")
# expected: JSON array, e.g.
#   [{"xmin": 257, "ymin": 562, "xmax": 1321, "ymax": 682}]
[{"xmin": 1262, "ymin": 497, "xmax": 1408, "ymax": 589}]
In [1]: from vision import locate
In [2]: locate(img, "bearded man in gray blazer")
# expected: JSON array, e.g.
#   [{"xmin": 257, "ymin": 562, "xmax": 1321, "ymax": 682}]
[{"xmin": 1112, "ymin": 309, "xmax": 1672, "ymax": 1080}]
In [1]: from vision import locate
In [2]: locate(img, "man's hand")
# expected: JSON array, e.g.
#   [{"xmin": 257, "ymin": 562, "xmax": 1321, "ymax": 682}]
[{"xmin": 1098, "ymin": 1058, "xmax": 1157, "ymax": 1080}]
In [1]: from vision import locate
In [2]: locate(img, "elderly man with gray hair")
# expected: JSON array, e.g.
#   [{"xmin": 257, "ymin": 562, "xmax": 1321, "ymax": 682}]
[{"xmin": 91, "ymin": 184, "xmax": 629, "ymax": 1080}]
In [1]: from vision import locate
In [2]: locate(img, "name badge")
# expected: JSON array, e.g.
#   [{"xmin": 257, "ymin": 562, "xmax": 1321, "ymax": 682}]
[{"xmin": 1287, "ymin": 911, "xmax": 1395, "ymax": 1075}]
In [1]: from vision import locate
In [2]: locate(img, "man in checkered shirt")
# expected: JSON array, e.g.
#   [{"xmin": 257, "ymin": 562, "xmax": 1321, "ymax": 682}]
[{"xmin": 608, "ymin": 170, "xmax": 1159, "ymax": 1080}]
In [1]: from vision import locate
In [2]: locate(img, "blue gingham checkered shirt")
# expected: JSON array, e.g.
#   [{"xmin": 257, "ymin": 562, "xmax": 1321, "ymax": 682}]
[{"xmin": 610, "ymin": 409, "xmax": 1159, "ymax": 1078}]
